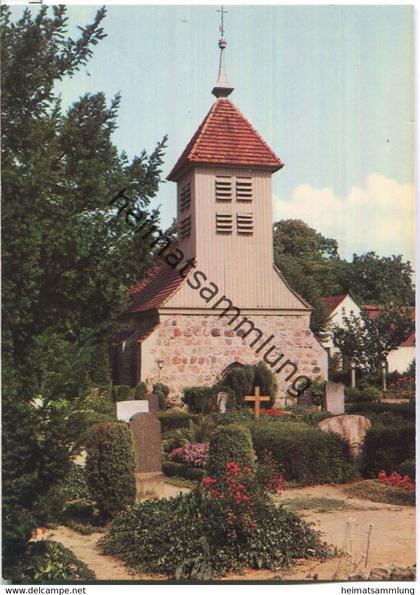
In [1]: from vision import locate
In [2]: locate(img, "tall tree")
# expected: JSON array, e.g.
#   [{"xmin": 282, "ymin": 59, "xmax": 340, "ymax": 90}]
[
  {"xmin": 273, "ymin": 219, "xmax": 347, "ymax": 338},
  {"xmin": 1, "ymin": 5, "xmax": 166, "ymax": 571}
]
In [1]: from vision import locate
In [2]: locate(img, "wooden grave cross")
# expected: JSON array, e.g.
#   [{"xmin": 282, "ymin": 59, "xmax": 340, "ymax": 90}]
[{"xmin": 244, "ymin": 386, "xmax": 270, "ymax": 418}]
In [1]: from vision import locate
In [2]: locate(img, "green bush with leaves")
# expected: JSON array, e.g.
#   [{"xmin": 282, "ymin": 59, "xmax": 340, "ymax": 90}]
[
  {"xmin": 207, "ymin": 424, "xmax": 255, "ymax": 478},
  {"xmin": 100, "ymin": 490, "xmax": 328, "ymax": 579},
  {"xmin": 158, "ymin": 408, "xmax": 195, "ymax": 432},
  {"xmin": 10, "ymin": 540, "xmax": 96, "ymax": 582},
  {"xmin": 252, "ymin": 420, "xmax": 357, "ymax": 485},
  {"xmin": 153, "ymin": 382, "xmax": 170, "ymax": 410},
  {"xmin": 162, "ymin": 462, "xmax": 205, "ymax": 482},
  {"xmin": 134, "ymin": 382, "xmax": 147, "ymax": 400},
  {"xmin": 183, "ymin": 387, "xmax": 216, "ymax": 414},
  {"xmin": 362, "ymin": 421, "xmax": 415, "ymax": 477},
  {"xmin": 346, "ymin": 401, "xmax": 415, "ymax": 421},
  {"xmin": 220, "ymin": 365, "xmax": 255, "ymax": 408},
  {"xmin": 114, "ymin": 385, "xmax": 132, "ymax": 402},
  {"xmin": 253, "ymin": 362, "xmax": 277, "ymax": 407},
  {"xmin": 397, "ymin": 459, "xmax": 416, "ymax": 480},
  {"xmin": 86, "ymin": 422, "xmax": 136, "ymax": 519}
]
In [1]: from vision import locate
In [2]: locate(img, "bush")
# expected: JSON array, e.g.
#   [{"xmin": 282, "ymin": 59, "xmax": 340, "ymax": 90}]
[
  {"xmin": 252, "ymin": 420, "xmax": 357, "ymax": 485},
  {"xmin": 158, "ymin": 407, "xmax": 194, "ymax": 432},
  {"xmin": 101, "ymin": 488, "xmax": 328, "ymax": 579},
  {"xmin": 253, "ymin": 362, "xmax": 276, "ymax": 407},
  {"xmin": 286, "ymin": 408, "xmax": 332, "ymax": 426},
  {"xmin": 113, "ymin": 385, "xmax": 132, "ymax": 402},
  {"xmin": 86, "ymin": 422, "xmax": 136, "ymax": 519},
  {"xmin": 397, "ymin": 459, "xmax": 416, "ymax": 480},
  {"xmin": 358, "ymin": 381, "xmax": 383, "ymax": 402},
  {"xmin": 212, "ymin": 409, "xmax": 254, "ymax": 429},
  {"xmin": 362, "ymin": 422, "xmax": 415, "ymax": 477},
  {"xmin": 162, "ymin": 427, "xmax": 192, "ymax": 452},
  {"xmin": 10, "ymin": 540, "xmax": 96, "ymax": 582},
  {"xmin": 220, "ymin": 365, "xmax": 255, "ymax": 408},
  {"xmin": 207, "ymin": 424, "xmax": 255, "ymax": 478},
  {"xmin": 134, "ymin": 382, "xmax": 147, "ymax": 400},
  {"xmin": 183, "ymin": 387, "xmax": 216, "ymax": 415},
  {"xmin": 346, "ymin": 400, "xmax": 415, "ymax": 421},
  {"xmin": 153, "ymin": 382, "xmax": 169, "ymax": 410},
  {"xmin": 162, "ymin": 462, "xmax": 206, "ymax": 482}
]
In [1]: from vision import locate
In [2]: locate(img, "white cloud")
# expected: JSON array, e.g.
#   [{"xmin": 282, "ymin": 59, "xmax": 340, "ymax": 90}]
[{"xmin": 273, "ymin": 173, "xmax": 415, "ymax": 264}]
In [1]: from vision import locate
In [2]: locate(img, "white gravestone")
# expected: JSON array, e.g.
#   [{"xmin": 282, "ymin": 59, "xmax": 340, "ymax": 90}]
[
  {"xmin": 117, "ymin": 400, "xmax": 149, "ymax": 422},
  {"xmin": 217, "ymin": 391, "xmax": 229, "ymax": 413},
  {"xmin": 323, "ymin": 382, "xmax": 345, "ymax": 415}
]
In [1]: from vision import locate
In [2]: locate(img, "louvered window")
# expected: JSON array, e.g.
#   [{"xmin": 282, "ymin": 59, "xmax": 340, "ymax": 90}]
[
  {"xmin": 215, "ymin": 176, "xmax": 232, "ymax": 201},
  {"xmin": 179, "ymin": 215, "xmax": 192, "ymax": 239},
  {"xmin": 179, "ymin": 182, "xmax": 191, "ymax": 211},
  {"xmin": 216, "ymin": 213, "xmax": 233, "ymax": 234},
  {"xmin": 237, "ymin": 213, "xmax": 254, "ymax": 235},
  {"xmin": 236, "ymin": 177, "xmax": 252, "ymax": 201}
]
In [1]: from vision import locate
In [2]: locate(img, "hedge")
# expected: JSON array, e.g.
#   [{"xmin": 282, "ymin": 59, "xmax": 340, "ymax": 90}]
[
  {"xmin": 346, "ymin": 401, "xmax": 415, "ymax": 421},
  {"xmin": 158, "ymin": 408, "xmax": 195, "ymax": 432},
  {"xmin": 183, "ymin": 386, "xmax": 216, "ymax": 414},
  {"xmin": 207, "ymin": 424, "xmax": 255, "ymax": 478},
  {"xmin": 362, "ymin": 422, "xmax": 415, "ymax": 477},
  {"xmin": 162, "ymin": 461, "xmax": 205, "ymax": 481},
  {"xmin": 252, "ymin": 420, "xmax": 357, "ymax": 485},
  {"xmin": 86, "ymin": 422, "xmax": 136, "ymax": 519}
]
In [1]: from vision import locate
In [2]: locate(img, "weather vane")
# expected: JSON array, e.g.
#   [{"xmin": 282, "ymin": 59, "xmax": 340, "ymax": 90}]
[{"xmin": 217, "ymin": 6, "xmax": 227, "ymax": 38}]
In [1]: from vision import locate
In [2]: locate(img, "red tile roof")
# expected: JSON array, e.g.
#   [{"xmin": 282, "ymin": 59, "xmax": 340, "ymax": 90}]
[
  {"xmin": 321, "ymin": 294, "xmax": 348, "ymax": 314},
  {"xmin": 128, "ymin": 264, "xmax": 185, "ymax": 312},
  {"xmin": 167, "ymin": 98, "xmax": 284, "ymax": 181}
]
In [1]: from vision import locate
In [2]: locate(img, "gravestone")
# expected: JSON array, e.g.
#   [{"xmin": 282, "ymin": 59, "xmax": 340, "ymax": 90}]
[
  {"xmin": 129, "ymin": 412, "xmax": 162, "ymax": 473},
  {"xmin": 117, "ymin": 400, "xmax": 149, "ymax": 423},
  {"xmin": 318, "ymin": 414, "xmax": 371, "ymax": 459},
  {"xmin": 217, "ymin": 390, "xmax": 229, "ymax": 413},
  {"xmin": 297, "ymin": 387, "xmax": 313, "ymax": 409},
  {"xmin": 323, "ymin": 382, "xmax": 345, "ymax": 415},
  {"xmin": 147, "ymin": 392, "xmax": 160, "ymax": 414}
]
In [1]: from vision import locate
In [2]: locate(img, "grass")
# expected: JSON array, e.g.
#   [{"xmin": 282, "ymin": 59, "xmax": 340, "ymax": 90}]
[
  {"xmin": 344, "ymin": 479, "xmax": 415, "ymax": 506},
  {"xmin": 163, "ymin": 476, "xmax": 197, "ymax": 490},
  {"xmin": 278, "ymin": 496, "xmax": 361, "ymax": 513}
]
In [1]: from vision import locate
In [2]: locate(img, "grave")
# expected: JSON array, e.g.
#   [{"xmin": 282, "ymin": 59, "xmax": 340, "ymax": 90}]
[
  {"xmin": 217, "ymin": 390, "xmax": 229, "ymax": 413},
  {"xmin": 129, "ymin": 412, "xmax": 162, "ymax": 473},
  {"xmin": 318, "ymin": 414, "xmax": 372, "ymax": 459},
  {"xmin": 147, "ymin": 392, "xmax": 160, "ymax": 414},
  {"xmin": 116, "ymin": 399, "xmax": 149, "ymax": 422},
  {"xmin": 297, "ymin": 387, "xmax": 313, "ymax": 409},
  {"xmin": 323, "ymin": 381, "xmax": 345, "ymax": 415}
]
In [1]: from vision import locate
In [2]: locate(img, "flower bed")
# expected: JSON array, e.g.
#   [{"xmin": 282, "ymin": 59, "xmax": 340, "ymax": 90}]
[
  {"xmin": 387, "ymin": 377, "xmax": 415, "ymax": 400},
  {"xmin": 260, "ymin": 409, "xmax": 288, "ymax": 416},
  {"xmin": 377, "ymin": 470, "xmax": 415, "ymax": 492},
  {"xmin": 169, "ymin": 442, "xmax": 209, "ymax": 468}
]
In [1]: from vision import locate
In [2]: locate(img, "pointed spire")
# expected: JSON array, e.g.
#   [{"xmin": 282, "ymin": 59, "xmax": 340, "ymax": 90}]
[{"xmin": 212, "ymin": 7, "xmax": 234, "ymax": 98}]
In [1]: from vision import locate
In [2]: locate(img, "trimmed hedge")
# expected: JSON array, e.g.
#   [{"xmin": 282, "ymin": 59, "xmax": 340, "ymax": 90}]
[
  {"xmin": 158, "ymin": 408, "xmax": 195, "ymax": 432},
  {"xmin": 86, "ymin": 422, "xmax": 136, "ymax": 519},
  {"xmin": 346, "ymin": 401, "xmax": 415, "ymax": 421},
  {"xmin": 252, "ymin": 420, "xmax": 357, "ymax": 485},
  {"xmin": 207, "ymin": 424, "xmax": 255, "ymax": 478},
  {"xmin": 362, "ymin": 422, "xmax": 415, "ymax": 477},
  {"xmin": 162, "ymin": 461, "xmax": 205, "ymax": 481},
  {"xmin": 153, "ymin": 383, "xmax": 169, "ymax": 410},
  {"xmin": 134, "ymin": 382, "xmax": 147, "ymax": 400},
  {"xmin": 183, "ymin": 386, "xmax": 216, "ymax": 414},
  {"xmin": 113, "ymin": 384, "xmax": 132, "ymax": 402}
]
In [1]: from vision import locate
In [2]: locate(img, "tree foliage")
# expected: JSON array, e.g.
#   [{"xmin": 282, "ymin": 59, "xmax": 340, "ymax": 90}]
[{"xmin": 332, "ymin": 305, "xmax": 414, "ymax": 374}]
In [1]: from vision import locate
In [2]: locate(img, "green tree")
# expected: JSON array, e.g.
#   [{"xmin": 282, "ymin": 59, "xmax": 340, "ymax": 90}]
[
  {"xmin": 332, "ymin": 305, "xmax": 414, "ymax": 374},
  {"xmin": 273, "ymin": 219, "xmax": 347, "ymax": 338},
  {"xmin": 347, "ymin": 252, "xmax": 414, "ymax": 306},
  {"xmin": 1, "ymin": 5, "xmax": 166, "ymax": 572}
]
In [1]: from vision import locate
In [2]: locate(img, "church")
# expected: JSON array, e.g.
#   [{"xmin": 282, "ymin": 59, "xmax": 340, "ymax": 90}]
[{"xmin": 114, "ymin": 29, "xmax": 328, "ymax": 404}]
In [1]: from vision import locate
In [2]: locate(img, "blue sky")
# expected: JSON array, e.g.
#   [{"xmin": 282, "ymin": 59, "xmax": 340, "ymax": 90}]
[{"xmin": 12, "ymin": 4, "xmax": 415, "ymax": 263}]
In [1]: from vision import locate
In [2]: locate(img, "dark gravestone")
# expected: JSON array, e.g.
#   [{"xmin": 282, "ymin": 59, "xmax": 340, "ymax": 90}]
[
  {"xmin": 297, "ymin": 388, "xmax": 313, "ymax": 410},
  {"xmin": 129, "ymin": 412, "xmax": 162, "ymax": 473},
  {"xmin": 147, "ymin": 393, "xmax": 160, "ymax": 414}
]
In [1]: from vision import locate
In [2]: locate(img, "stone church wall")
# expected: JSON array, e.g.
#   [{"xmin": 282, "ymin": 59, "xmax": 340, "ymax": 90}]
[{"xmin": 139, "ymin": 311, "xmax": 328, "ymax": 405}]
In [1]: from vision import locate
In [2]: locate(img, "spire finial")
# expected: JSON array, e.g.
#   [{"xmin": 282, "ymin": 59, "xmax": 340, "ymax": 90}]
[{"xmin": 212, "ymin": 6, "xmax": 234, "ymax": 98}]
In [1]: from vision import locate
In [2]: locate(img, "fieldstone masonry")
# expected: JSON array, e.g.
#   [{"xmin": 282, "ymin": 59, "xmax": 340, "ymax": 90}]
[{"xmin": 139, "ymin": 313, "xmax": 328, "ymax": 404}]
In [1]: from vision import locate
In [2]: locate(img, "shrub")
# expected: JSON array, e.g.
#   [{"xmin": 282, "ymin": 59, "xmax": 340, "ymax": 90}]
[
  {"xmin": 358, "ymin": 381, "xmax": 383, "ymax": 402},
  {"xmin": 362, "ymin": 422, "xmax": 415, "ymax": 477},
  {"xmin": 346, "ymin": 400, "xmax": 415, "ymax": 421},
  {"xmin": 101, "ymin": 477, "xmax": 328, "ymax": 578},
  {"xmin": 377, "ymin": 470, "xmax": 415, "ymax": 491},
  {"xmin": 387, "ymin": 376, "xmax": 415, "ymax": 400},
  {"xmin": 158, "ymin": 408, "xmax": 194, "ymax": 432},
  {"xmin": 170, "ymin": 443, "xmax": 209, "ymax": 468},
  {"xmin": 114, "ymin": 385, "xmax": 132, "ymax": 402},
  {"xmin": 153, "ymin": 382, "xmax": 170, "ymax": 410},
  {"xmin": 397, "ymin": 459, "xmax": 416, "ymax": 480},
  {"xmin": 220, "ymin": 365, "xmax": 255, "ymax": 408},
  {"xmin": 134, "ymin": 382, "xmax": 147, "ymax": 400},
  {"xmin": 253, "ymin": 362, "xmax": 276, "ymax": 407},
  {"xmin": 183, "ymin": 387, "xmax": 216, "ymax": 415},
  {"xmin": 162, "ymin": 461, "xmax": 206, "ymax": 482},
  {"xmin": 207, "ymin": 424, "xmax": 255, "ymax": 478},
  {"xmin": 252, "ymin": 420, "xmax": 357, "ymax": 485},
  {"xmin": 305, "ymin": 376, "xmax": 325, "ymax": 406},
  {"xmin": 162, "ymin": 427, "xmax": 192, "ymax": 452},
  {"xmin": 11, "ymin": 540, "xmax": 96, "ymax": 582},
  {"xmin": 212, "ymin": 409, "xmax": 254, "ymax": 429},
  {"xmin": 86, "ymin": 422, "xmax": 136, "ymax": 519},
  {"xmin": 286, "ymin": 408, "xmax": 332, "ymax": 426}
]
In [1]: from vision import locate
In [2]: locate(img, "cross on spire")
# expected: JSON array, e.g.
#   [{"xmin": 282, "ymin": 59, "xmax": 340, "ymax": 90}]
[{"xmin": 217, "ymin": 6, "xmax": 227, "ymax": 38}]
